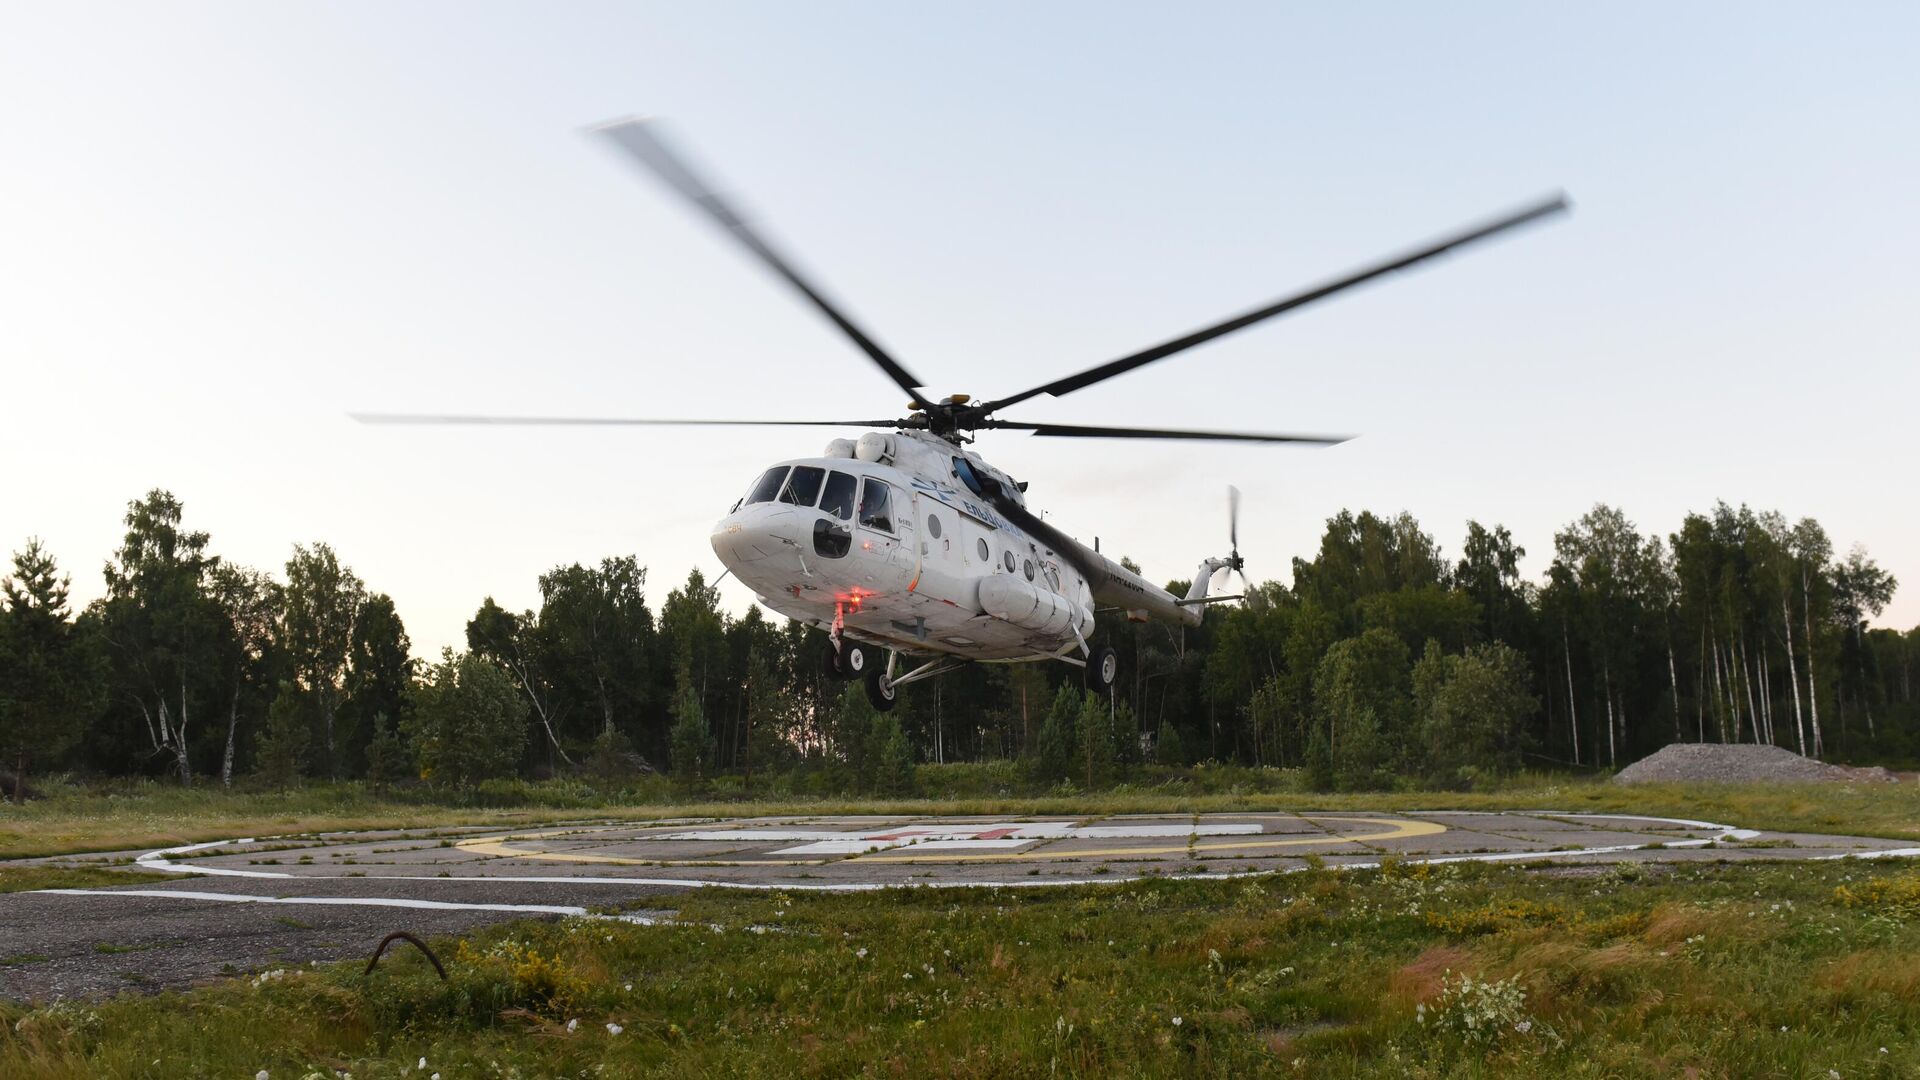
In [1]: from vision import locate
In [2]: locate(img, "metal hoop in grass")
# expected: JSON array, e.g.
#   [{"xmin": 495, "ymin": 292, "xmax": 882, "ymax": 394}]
[{"xmin": 364, "ymin": 931, "xmax": 448, "ymax": 981}]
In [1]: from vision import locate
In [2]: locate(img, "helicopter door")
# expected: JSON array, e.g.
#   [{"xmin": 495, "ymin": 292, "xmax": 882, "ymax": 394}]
[
  {"xmin": 916, "ymin": 498, "xmax": 968, "ymax": 604},
  {"xmin": 856, "ymin": 478, "xmax": 914, "ymax": 586}
]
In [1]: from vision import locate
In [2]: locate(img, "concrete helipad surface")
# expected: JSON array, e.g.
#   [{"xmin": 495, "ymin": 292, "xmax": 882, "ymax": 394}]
[{"xmin": 6, "ymin": 811, "xmax": 1916, "ymax": 1000}]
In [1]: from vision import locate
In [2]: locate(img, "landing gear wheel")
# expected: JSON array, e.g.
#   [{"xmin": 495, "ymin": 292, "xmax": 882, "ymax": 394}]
[
  {"xmin": 822, "ymin": 642, "xmax": 868, "ymax": 680},
  {"xmin": 864, "ymin": 665, "xmax": 898, "ymax": 712},
  {"xmin": 1087, "ymin": 645, "xmax": 1119, "ymax": 696}
]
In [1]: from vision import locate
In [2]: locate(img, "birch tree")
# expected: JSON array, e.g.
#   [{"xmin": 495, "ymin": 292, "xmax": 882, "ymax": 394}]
[
  {"xmin": 467, "ymin": 598, "xmax": 572, "ymax": 767},
  {"xmin": 1553, "ymin": 505, "xmax": 1655, "ymax": 767},
  {"xmin": 206, "ymin": 564, "xmax": 280, "ymax": 786},
  {"xmin": 542, "ymin": 557, "xmax": 653, "ymax": 743},
  {"xmin": 345, "ymin": 592, "xmax": 413, "ymax": 771},
  {"xmin": 1790, "ymin": 519, "xmax": 1833, "ymax": 756},
  {"xmin": 99, "ymin": 491, "xmax": 223, "ymax": 784},
  {"xmin": 1759, "ymin": 513, "xmax": 1808, "ymax": 755},
  {"xmin": 282, "ymin": 543, "xmax": 364, "ymax": 780},
  {"xmin": 1831, "ymin": 544, "xmax": 1896, "ymax": 738}
]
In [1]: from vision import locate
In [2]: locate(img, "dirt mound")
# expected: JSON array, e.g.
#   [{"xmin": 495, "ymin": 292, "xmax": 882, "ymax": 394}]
[{"xmin": 1613, "ymin": 743, "xmax": 1900, "ymax": 785}]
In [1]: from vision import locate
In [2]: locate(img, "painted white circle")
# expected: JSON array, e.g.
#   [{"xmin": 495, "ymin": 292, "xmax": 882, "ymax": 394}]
[
  {"xmin": 847, "ymin": 648, "xmax": 866, "ymax": 672},
  {"xmin": 111, "ymin": 812, "xmax": 1916, "ymax": 895}
]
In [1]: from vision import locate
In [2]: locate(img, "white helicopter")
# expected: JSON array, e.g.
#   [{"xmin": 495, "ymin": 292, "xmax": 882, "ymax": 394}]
[{"xmin": 361, "ymin": 119, "xmax": 1566, "ymax": 711}]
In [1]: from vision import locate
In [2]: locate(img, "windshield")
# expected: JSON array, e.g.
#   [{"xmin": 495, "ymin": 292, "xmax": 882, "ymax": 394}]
[
  {"xmin": 744, "ymin": 466, "xmax": 789, "ymax": 506},
  {"xmin": 820, "ymin": 470, "xmax": 857, "ymax": 520},
  {"xmin": 779, "ymin": 465, "xmax": 826, "ymax": 507}
]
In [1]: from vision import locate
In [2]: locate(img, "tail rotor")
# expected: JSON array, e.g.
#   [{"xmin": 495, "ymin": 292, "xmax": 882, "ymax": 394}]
[{"xmin": 1223, "ymin": 485, "xmax": 1264, "ymax": 611}]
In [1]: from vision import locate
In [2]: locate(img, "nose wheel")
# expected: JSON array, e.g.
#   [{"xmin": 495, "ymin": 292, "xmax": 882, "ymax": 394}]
[{"xmin": 823, "ymin": 641, "xmax": 868, "ymax": 680}]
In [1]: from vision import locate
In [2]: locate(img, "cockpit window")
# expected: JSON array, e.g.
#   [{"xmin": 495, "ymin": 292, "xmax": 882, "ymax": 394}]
[
  {"xmin": 819, "ymin": 470, "xmax": 857, "ymax": 521},
  {"xmin": 858, "ymin": 478, "xmax": 894, "ymax": 532},
  {"xmin": 813, "ymin": 518, "xmax": 850, "ymax": 559},
  {"xmin": 780, "ymin": 465, "xmax": 825, "ymax": 507},
  {"xmin": 745, "ymin": 466, "xmax": 788, "ymax": 506},
  {"xmin": 953, "ymin": 456, "xmax": 987, "ymax": 497}
]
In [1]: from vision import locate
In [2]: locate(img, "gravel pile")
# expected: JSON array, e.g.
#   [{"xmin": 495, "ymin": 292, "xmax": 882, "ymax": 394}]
[{"xmin": 1613, "ymin": 743, "xmax": 1900, "ymax": 785}]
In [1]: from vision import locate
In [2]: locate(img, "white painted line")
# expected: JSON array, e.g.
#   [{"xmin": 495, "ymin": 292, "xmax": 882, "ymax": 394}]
[
  {"xmin": 36, "ymin": 888, "xmax": 668, "ymax": 924},
  {"xmin": 774, "ymin": 838, "xmax": 1034, "ymax": 854},
  {"xmin": 1811, "ymin": 846, "xmax": 1920, "ymax": 861},
  {"xmin": 135, "ymin": 838, "xmax": 293, "ymax": 879},
  {"xmin": 1077, "ymin": 824, "xmax": 1263, "ymax": 837},
  {"xmin": 101, "ymin": 812, "xmax": 1920, "ymax": 895}
]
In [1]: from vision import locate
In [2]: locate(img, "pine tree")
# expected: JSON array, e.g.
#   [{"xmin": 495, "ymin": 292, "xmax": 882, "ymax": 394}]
[
  {"xmin": 254, "ymin": 685, "xmax": 311, "ymax": 790},
  {"xmin": 362, "ymin": 711, "xmax": 410, "ymax": 794},
  {"xmin": 1032, "ymin": 684, "xmax": 1079, "ymax": 784},
  {"xmin": 870, "ymin": 712, "xmax": 916, "ymax": 796},
  {"xmin": 1076, "ymin": 691, "xmax": 1118, "ymax": 788},
  {"xmin": 1153, "ymin": 719, "xmax": 1185, "ymax": 766},
  {"xmin": 1, "ymin": 540, "xmax": 90, "ymax": 802},
  {"xmin": 668, "ymin": 681, "xmax": 712, "ymax": 789}
]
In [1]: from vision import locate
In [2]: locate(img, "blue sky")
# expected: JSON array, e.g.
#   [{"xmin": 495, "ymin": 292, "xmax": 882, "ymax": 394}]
[{"xmin": 3, "ymin": 3, "xmax": 1916, "ymax": 655}]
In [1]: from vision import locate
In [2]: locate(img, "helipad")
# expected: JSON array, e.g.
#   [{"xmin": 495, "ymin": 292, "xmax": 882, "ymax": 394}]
[
  {"xmin": 126, "ymin": 811, "xmax": 1920, "ymax": 890},
  {"xmin": 9, "ymin": 810, "xmax": 1917, "ymax": 1000}
]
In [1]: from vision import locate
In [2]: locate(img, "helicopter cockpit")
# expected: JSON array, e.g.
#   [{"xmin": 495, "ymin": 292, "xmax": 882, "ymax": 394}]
[{"xmin": 725, "ymin": 462, "xmax": 900, "ymax": 568}]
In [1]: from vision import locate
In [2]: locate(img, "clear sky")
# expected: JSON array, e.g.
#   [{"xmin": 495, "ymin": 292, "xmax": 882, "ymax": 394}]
[{"xmin": 3, "ymin": 3, "xmax": 1916, "ymax": 657}]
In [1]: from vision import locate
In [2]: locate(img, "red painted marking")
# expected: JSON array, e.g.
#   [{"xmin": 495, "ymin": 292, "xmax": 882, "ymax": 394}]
[
  {"xmin": 973, "ymin": 828, "xmax": 1022, "ymax": 840},
  {"xmin": 864, "ymin": 829, "xmax": 931, "ymax": 842}
]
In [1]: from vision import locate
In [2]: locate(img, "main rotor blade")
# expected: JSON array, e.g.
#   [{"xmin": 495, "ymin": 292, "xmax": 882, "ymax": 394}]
[
  {"xmin": 592, "ymin": 117, "xmax": 927, "ymax": 402},
  {"xmin": 351, "ymin": 413, "xmax": 911, "ymax": 429},
  {"xmin": 1228, "ymin": 484, "xmax": 1241, "ymax": 551},
  {"xmin": 979, "ymin": 193, "xmax": 1569, "ymax": 411},
  {"xmin": 989, "ymin": 420, "xmax": 1350, "ymax": 445}
]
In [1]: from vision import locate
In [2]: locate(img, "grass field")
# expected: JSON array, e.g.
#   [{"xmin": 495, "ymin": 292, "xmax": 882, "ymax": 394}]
[
  {"xmin": 4, "ymin": 856, "xmax": 1919, "ymax": 1077},
  {"xmin": 4, "ymin": 767, "xmax": 1919, "ymax": 862}
]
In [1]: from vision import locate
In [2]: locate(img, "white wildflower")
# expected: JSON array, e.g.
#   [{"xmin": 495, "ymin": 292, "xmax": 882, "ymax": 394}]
[
  {"xmin": 624, "ymin": 983, "xmax": 633, "ymax": 992},
  {"xmin": 566, "ymin": 1019, "xmax": 578, "ymax": 1033},
  {"xmin": 855, "ymin": 947, "xmax": 868, "ymax": 959},
  {"xmin": 1172, "ymin": 1016, "xmax": 1183, "ymax": 1027},
  {"xmin": 418, "ymin": 1060, "xmax": 427, "ymax": 1071},
  {"xmin": 257, "ymin": 1072, "xmax": 270, "ymax": 1080},
  {"xmin": 1514, "ymin": 1020, "xmax": 1531, "ymax": 1034},
  {"xmin": 606, "ymin": 1023, "xmax": 624, "ymax": 1036}
]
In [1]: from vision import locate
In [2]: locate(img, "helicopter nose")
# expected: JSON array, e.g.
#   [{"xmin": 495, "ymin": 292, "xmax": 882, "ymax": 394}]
[{"xmin": 711, "ymin": 502, "xmax": 803, "ymax": 569}]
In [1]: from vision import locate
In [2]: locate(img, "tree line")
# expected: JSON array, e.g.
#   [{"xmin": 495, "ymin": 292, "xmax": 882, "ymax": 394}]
[{"xmin": 1, "ymin": 489, "xmax": 1913, "ymax": 800}]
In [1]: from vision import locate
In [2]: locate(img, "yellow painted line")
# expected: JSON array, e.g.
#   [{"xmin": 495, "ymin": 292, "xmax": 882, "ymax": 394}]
[
  {"xmin": 853, "ymin": 815, "xmax": 1445, "ymax": 863},
  {"xmin": 455, "ymin": 830, "xmax": 831, "ymax": 867},
  {"xmin": 453, "ymin": 816, "xmax": 1447, "ymax": 867},
  {"xmin": 456, "ymin": 836, "xmax": 655, "ymax": 865}
]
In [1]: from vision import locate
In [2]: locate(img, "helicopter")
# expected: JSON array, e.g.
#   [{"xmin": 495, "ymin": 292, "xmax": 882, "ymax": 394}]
[{"xmin": 359, "ymin": 118, "xmax": 1566, "ymax": 712}]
